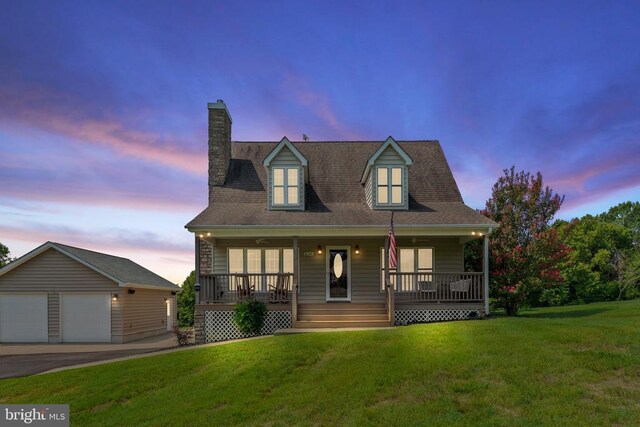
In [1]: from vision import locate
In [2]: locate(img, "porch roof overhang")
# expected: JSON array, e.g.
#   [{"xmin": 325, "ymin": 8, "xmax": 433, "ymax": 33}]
[{"xmin": 186, "ymin": 224, "xmax": 496, "ymax": 239}]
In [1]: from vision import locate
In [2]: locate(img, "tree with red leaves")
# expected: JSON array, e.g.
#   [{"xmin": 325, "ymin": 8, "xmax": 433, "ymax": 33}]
[{"xmin": 483, "ymin": 167, "xmax": 568, "ymax": 315}]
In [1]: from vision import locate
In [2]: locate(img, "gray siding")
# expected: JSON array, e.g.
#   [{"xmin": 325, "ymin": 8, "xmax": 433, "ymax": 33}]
[
  {"xmin": 0, "ymin": 248, "xmax": 120, "ymax": 292},
  {"xmin": 212, "ymin": 239, "xmax": 295, "ymax": 274},
  {"xmin": 122, "ymin": 288, "xmax": 175, "ymax": 337},
  {"xmin": 365, "ymin": 172, "xmax": 373, "ymax": 208},
  {"xmin": 0, "ymin": 248, "xmax": 125, "ymax": 341},
  {"xmin": 268, "ymin": 146, "xmax": 305, "ymax": 210},
  {"xmin": 48, "ymin": 292, "xmax": 59, "ymax": 339},
  {"xmin": 372, "ymin": 147, "xmax": 409, "ymax": 210},
  {"xmin": 206, "ymin": 237, "xmax": 463, "ymax": 304}
]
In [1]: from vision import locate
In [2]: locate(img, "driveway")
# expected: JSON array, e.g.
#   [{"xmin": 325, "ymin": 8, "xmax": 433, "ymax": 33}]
[{"xmin": 0, "ymin": 333, "xmax": 177, "ymax": 379}]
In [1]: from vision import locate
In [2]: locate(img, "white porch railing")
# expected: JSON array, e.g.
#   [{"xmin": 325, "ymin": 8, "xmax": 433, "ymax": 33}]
[
  {"xmin": 391, "ymin": 272, "xmax": 483, "ymax": 302},
  {"xmin": 199, "ymin": 273, "xmax": 294, "ymax": 304}
]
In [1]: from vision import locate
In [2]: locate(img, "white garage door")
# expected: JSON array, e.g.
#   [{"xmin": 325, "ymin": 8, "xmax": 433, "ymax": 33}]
[
  {"xmin": 61, "ymin": 293, "xmax": 111, "ymax": 342},
  {"xmin": 0, "ymin": 293, "xmax": 48, "ymax": 343}
]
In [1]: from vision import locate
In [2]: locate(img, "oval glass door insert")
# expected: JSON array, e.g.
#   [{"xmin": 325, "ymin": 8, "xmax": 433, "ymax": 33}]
[{"xmin": 333, "ymin": 253, "xmax": 343, "ymax": 278}]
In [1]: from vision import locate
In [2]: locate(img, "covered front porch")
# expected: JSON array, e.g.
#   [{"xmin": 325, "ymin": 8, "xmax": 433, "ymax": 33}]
[{"xmin": 193, "ymin": 229, "xmax": 491, "ymax": 341}]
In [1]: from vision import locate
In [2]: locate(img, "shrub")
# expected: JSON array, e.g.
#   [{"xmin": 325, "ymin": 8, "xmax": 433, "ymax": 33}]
[
  {"xmin": 233, "ymin": 299, "xmax": 267, "ymax": 335},
  {"xmin": 177, "ymin": 271, "xmax": 195, "ymax": 327}
]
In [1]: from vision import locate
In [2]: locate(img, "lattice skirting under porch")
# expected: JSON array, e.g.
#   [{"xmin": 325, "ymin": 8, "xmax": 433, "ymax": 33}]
[
  {"xmin": 394, "ymin": 309, "xmax": 480, "ymax": 326},
  {"xmin": 203, "ymin": 310, "xmax": 291, "ymax": 343}
]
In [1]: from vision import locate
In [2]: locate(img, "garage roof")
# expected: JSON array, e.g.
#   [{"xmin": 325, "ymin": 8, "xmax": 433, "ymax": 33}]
[{"xmin": 0, "ymin": 242, "xmax": 180, "ymax": 291}]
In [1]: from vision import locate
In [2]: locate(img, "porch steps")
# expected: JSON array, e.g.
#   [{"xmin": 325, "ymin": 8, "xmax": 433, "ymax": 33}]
[
  {"xmin": 294, "ymin": 320, "xmax": 391, "ymax": 328},
  {"xmin": 295, "ymin": 303, "xmax": 390, "ymax": 328}
]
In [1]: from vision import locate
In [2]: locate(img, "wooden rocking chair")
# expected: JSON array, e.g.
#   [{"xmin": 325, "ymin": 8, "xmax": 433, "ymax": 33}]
[
  {"xmin": 268, "ymin": 273, "xmax": 290, "ymax": 303},
  {"xmin": 235, "ymin": 274, "xmax": 254, "ymax": 302}
]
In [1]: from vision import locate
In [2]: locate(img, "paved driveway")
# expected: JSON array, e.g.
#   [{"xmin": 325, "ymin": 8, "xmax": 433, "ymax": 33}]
[
  {"xmin": 0, "ymin": 349, "xmax": 169, "ymax": 379},
  {"xmin": 0, "ymin": 333, "xmax": 177, "ymax": 379}
]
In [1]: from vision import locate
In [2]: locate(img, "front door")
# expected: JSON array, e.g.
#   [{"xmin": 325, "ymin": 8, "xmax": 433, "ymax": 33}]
[{"xmin": 326, "ymin": 247, "xmax": 350, "ymax": 301}]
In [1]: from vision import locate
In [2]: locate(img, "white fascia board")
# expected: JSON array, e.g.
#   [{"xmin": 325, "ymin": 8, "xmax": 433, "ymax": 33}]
[
  {"xmin": 121, "ymin": 283, "xmax": 180, "ymax": 291},
  {"xmin": 262, "ymin": 137, "xmax": 309, "ymax": 167},
  {"xmin": 187, "ymin": 224, "xmax": 497, "ymax": 238},
  {"xmin": 0, "ymin": 242, "xmax": 53, "ymax": 277},
  {"xmin": 360, "ymin": 136, "xmax": 413, "ymax": 183}
]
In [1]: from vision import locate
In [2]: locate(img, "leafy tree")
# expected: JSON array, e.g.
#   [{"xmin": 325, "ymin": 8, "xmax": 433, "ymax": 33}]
[
  {"xmin": 482, "ymin": 167, "xmax": 568, "ymax": 315},
  {"xmin": 556, "ymin": 215, "xmax": 633, "ymax": 302},
  {"xmin": 599, "ymin": 201, "xmax": 640, "ymax": 247},
  {"xmin": 177, "ymin": 271, "xmax": 195, "ymax": 327},
  {"xmin": 0, "ymin": 243, "xmax": 12, "ymax": 268}
]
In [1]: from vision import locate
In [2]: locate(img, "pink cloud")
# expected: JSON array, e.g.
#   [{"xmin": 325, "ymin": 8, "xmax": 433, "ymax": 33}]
[
  {"xmin": 0, "ymin": 85, "xmax": 206, "ymax": 175},
  {"xmin": 0, "ymin": 224, "xmax": 191, "ymax": 259}
]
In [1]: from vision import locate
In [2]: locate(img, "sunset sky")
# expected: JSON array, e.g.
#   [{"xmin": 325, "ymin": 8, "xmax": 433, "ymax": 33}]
[{"xmin": 1, "ymin": 1, "xmax": 639, "ymax": 283}]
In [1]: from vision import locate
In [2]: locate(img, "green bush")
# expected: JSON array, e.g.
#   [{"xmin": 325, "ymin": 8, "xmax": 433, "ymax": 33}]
[
  {"xmin": 177, "ymin": 271, "xmax": 195, "ymax": 327},
  {"xmin": 233, "ymin": 299, "xmax": 267, "ymax": 335}
]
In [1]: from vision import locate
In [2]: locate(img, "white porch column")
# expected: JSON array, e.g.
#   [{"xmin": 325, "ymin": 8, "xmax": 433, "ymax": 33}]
[
  {"xmin": 292, "ymin": 236, "xmax": 299, "ymax": 325},
  {"xmin": 483, "ymin": 235, "xmax": 489, "ymax": 315},
  {"xmin": 195, "ymin": 235, "xmax": 200, "ymax": 305}
]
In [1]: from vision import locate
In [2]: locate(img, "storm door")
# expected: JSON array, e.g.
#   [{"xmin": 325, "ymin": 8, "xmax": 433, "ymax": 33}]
[{"xmin": 326, "ymin": 247, "xmax": 350, "ymax": 301}]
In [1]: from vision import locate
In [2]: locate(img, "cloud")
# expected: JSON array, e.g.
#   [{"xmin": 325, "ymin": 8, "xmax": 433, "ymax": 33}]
[
  {"xmin": 0, "ymin": 223, "xmax": 191, "ymax": 258},
  {"xmin": 0, "ymin": 84, "xmax": 206, "ymax": 175}
]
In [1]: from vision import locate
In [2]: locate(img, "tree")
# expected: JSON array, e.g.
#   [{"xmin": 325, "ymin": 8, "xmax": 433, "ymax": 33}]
[
  {"xmin": 177, "ymin": 271, "xmax": 195, "ymax": 327},
  {"xmin": 0, "ymin": 243, "xmax": 12, "ymax": 268},
  {"xmin": 599, "ymin": 201, "xmax": 640, "ymax": 247},
  {"xmin": 482, "ymin": 167, "xmax": 568, "ymax": 315},
  {"xmin": 555, "ymin": 215, "xmax": 632, "ymax": 302}
]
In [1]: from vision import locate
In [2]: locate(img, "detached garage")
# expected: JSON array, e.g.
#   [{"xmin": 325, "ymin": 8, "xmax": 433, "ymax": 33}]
[{"xmin": 0, "ymin": 242, "xmax": 180, "ymax": 343}]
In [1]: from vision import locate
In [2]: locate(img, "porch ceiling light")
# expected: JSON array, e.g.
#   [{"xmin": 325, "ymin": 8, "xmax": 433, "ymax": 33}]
[{"xmin": 317, "ymin": 245, "xmax": 323, "ymax": 255}]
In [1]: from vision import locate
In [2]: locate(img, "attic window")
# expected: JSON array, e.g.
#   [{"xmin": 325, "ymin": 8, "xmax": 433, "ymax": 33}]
[
  {"xmin": 377, "ymin": 167, "xmax": 403, "ymax": 205},
  {"xmin": 273, "ymin": 167, "xmax": 299, "ymax": 206}
]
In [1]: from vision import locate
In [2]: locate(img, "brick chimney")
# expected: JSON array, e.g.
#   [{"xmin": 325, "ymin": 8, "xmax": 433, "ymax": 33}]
[{"xmin": 208, "ymin": 100, "xmax": 232, "ymax": 203}]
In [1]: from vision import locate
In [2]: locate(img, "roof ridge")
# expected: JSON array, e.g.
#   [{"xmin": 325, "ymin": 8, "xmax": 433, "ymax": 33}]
[
  {"xmin": 51, "ymin": 242, "xmax": 131, "ymax": 262},
  {"xmin": 232, "ymin": 140, "xmax": 440, "ymax": 144}
]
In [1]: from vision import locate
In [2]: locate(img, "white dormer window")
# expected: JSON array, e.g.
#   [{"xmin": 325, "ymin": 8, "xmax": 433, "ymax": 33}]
[
  {"xmin": 377, "ymin": 167, "xmax": 403, "ymax": 205},
  {"xmin": 273, "ymin": 167, "xmax": 299, "ymax": 206}
]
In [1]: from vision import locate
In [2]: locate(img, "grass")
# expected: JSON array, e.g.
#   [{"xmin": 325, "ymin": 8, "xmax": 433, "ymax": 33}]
[{"xmin": 1, "ymin": 300, "xmax": 639, "ymax": 426}]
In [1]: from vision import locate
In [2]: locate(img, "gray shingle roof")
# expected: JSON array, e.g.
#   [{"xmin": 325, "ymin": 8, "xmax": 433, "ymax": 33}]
[
  {"xmin": 52, "ymin": 243, "xmax": 179, "ymax": 290},
  {"xmin": 187, "ymin": 140, "xmax": 496, "ymax": 228}
]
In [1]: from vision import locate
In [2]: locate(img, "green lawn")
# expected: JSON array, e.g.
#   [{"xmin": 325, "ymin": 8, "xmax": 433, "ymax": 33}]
[{"xmin": 2, "ymin": 300, "xmax": 639, "ymax": 426}]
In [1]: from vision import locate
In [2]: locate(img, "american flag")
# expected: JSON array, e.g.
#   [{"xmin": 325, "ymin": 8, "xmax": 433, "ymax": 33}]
[{"xmin": 388, "ymin": 212, "xmax": 397, "ymax": 269}]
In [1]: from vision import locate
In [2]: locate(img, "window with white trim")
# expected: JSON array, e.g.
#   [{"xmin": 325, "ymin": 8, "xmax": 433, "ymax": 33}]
[
  {"xmin": 380, "ymin": 247, "xmax": 433, "ymax": 291},
  {"xmin": 377, "ymin": 166, "xmax": 403, "ymax": 205},
  {"xmin": 228, "ymin": 248, "xmax": 294, "ymax": 274},
  {"xmin": 228, "ymin": 248, "xmax": 294, "ymax": 292},
  {"xmin": 272, "ymin": 167, "xmax": 299, "ymax": 206}
]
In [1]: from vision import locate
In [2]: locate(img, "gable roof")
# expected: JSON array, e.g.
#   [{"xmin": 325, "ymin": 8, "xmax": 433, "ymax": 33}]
[
  {"xmin": 187, "ymin": 140, "xmax": 497, "ymax": 229},
  {"xmin": 263, "ymin": 137, "xmax": 309, "ymax": 167},
  {"xmin": 0, "ymin": 242, "xmax": 180, "ymax": 291},
  {"xmin": 361, "ymin": 136, "xmax": 413, "ymax": 183}
]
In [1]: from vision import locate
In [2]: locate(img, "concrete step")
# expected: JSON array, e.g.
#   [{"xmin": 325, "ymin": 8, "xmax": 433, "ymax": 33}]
[
  {"xmin": 294, "ymin": 320, "xmax": 392, "ymax": 328},
  {"xmin": 298, "ymin": 314, "xmax": 389, "ymax": 321},
  {"xmin": 298, "ymin": 303, "xmax": 385, "ymax": 310}
]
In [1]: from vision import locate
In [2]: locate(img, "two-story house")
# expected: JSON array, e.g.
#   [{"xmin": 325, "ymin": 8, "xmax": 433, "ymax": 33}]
[{"xmin": 186, "ymin": 100, "xmax": 497, "ymax": 343}]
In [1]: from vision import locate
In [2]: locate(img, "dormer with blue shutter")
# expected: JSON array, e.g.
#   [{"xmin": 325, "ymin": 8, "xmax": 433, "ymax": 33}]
[
  {"xmin": 263, "ymin": 137, "xmax": 308, "ymax": 210},
  {"xmin": 361, "ymin": 136, "xmax": 413, "ymax": 210}
]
